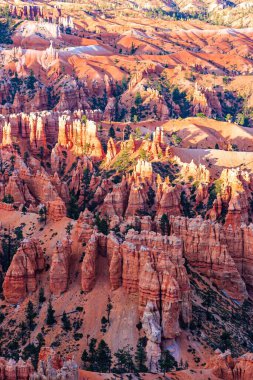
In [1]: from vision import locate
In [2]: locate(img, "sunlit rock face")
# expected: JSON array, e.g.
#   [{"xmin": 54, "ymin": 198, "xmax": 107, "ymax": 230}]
[
  {"xmin": 57, "ymin": 117, "xmax": 104, "ymax": 159},
  {"xmin": 2, "ymin": 0, "xmax": 253, "ymax": 373}
]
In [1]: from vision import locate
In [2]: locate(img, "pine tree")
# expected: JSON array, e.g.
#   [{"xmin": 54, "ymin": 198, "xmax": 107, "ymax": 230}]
[
  {"xmin": 39, "ymin": 288, "xmax": 46, "ymax": 303},
  {"xmin": 135, "ymin": 338, "xmax": 148, "ymax": 372},
  {"xmin": 65, "ymin": 222, "xmax": 73, "ymax": 237},
  {"xmin": 100, "ymin": 316, "xmax": 108, "ymax": 333},
  {"xmin": 106, "ymin": 296, "xmax": 113, "ymax": 326},
  {"xmin": 81, "ymin": 349, "xmax": 89, "ymax": 369},
  {"xmin": 96, "ymin": 340, "xmax": 112, "ymax": 372},
  {"xmin": 46, "ymin": 300, "xmax": 56, "ymax": 326},
  {"xmin": 108, "ymin": 126, "xmax": 115, "ymax": 138},
  {"xmin": 135, "ymin": 92, "xmax": 142, "ymax": 106},
  {"xmin": 113, "ymin": 345, "xmax": 135, "ymax": 373},
  {"xmin": 158, "ymin": 350, "xmax": 177, "ymax": 375},
  {"xmin": 26, "ymin": 301, "xmax": 36, "ymax": 331},
  {"xmin": 88, "ymin": 338, "xmax": 97, "ymax": 371},
  {"xmin": 160, "ymin": 214, "xmax": 169, "ymax": 235},
  {"xmin": 61, "ymin": 311, "xmax": 71, "ymax": 331}
]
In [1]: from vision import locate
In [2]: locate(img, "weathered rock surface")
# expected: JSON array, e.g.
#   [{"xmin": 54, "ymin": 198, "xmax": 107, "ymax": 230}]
[
  {"xmin": 3, "ymin": 239, "xmax": 45, "ymax": 303},
  {"xmin": 50, "ymin": 239, "xmax": 72, "ymax": 295},
  {"xmin": 170, "ymin": 216, "xmax": 248, "ymax": 302}
]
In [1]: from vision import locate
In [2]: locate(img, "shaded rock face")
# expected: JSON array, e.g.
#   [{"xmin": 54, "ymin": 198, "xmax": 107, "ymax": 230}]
[
  {"xmin": 50, "ymin": 238, "xmax": 72, "ymax": 295},
  {"xmin": 81, "ymin": 230, "xmax": 191, "ymax": 370},
  {"xmin": 82, "ymin": 230, "xmax": 191, "ymax": 336},
  {"xmin": 3, "ymin": 239, "xmax": 45, "ymax": 304},
  {"xmin": 81, "ymin": 233, "xmax": 107, "ymax": 292},
  {"xmin": 170, "ymin": 215, "xmax": 253, "ymax": 299},
  {"xmin": 209, "ymin": 349, "xmax": 253, "ymax": 380}
]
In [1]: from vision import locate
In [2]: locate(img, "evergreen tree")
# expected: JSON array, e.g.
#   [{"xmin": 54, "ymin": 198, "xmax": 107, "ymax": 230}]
[
  {"xmin": 26, "ymin": 301, "xmax": 36, "ymax": 331},
  {"xmin": 158, "ymin": 350, "xmax": 177, "ymax": 375},
  {"xmin": 135, "ymin": 92, "xmax": 142, "ymax": 107},
  {"xmin": 65, "ymin": 222, "xmax": 73, "ymax": 237},
  {"xmin": 160, "ymin": 214, "xmax": 169, "ymax": 235},
  {"xmin": 26, "ymin": 70, "xmax": 36, "ymax": 90},
  {"xmin": 113, "ymin": 345, "xmax": 135, "ymax": 373},
  {"xmin": 135, "ymin": 337, "xmax": 148, "ymax": 372},
  {"xmin": 123, "ymin": 124, "xmax": 132, "ymax": 140},
  {"xmin": 38, "ymin": 205, "xmax": 47, "ymax": 224},
  {"xmin": 96, "ymin": 340, "xmax": 112, "ymax": 372},
  {"xmin": 88, "ymin": 338, "xmax": 97, "ymax": 371},
  {"xmin": 100, "ymin": 316, "xmax": 108, "ymax": 333},
  {"xmin": 39, "ymin": 287, "xmax": 46, "ymax": 304},
  {"xmin": 106, "ymin": 296, "xmax": 113, "ymax": 326},
  {"xmin": 61, "ymin": 311, "xmax": 71, "ymax": 331},
  {"xmin": 81, "ymin": 349, "xmax": 89, "ymax": 369},
  {"xmin": 108, "ymin": 126, "xmax": 116, "ymax": 138},
  {"xmin": 46, "ymin": 300, "xmax": 56, "ymax": 326},
  {"xmin": 95, "ymin": 215, "xmax": 109, "ymax": 235}
]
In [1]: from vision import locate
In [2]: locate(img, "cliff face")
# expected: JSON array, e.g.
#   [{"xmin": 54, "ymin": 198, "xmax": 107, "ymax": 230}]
[
  {"xmin": 0, "ymin": 346, "xmax": 78, "ymax": 380},
  {"xmin": 209, "ymin": 350, "xmax": 253, "ymax": 380},
  {"xmin": 81, "ymin": 229, "xmax": 191, "ymax": 369},
  {"xmin": 3, "ymin": 239, "xmax": 45, "ymax": 303},
  {"xmin": 50, "ymin": 238, "xmax": 72, "ymax": 295},
  {"xmin": 0, "ymin": 358, "xmax": 34, "ymax": 380},
  {"xmin": 170, "ymin": 216, "xmax": 248, "ymax": 302},
  {"xmin": 57, "ymin": 117, "xmax": 104, "ymax": 159}
]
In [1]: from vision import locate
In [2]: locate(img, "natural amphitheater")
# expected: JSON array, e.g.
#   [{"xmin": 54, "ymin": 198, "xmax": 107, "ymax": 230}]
[{"xmin": 0, "ymin": 0, "xmax": 253, "ymax": 378}]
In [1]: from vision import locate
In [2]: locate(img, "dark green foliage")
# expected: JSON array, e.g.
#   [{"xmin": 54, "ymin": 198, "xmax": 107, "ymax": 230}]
[
  {"xmin": 0, "ymin": 225, "xmax": 24, "ymax": 274},
  {"xmin": 135, "ymin": 92, "xmax": 142, "ymax": 107},
  {"xmin": 181, "ymin": 191, "xmax": 193, "ymax": 217},
  {"xmin": 96, "ymin": 340, "xmax": 112, "ymax": 372},
  {"xmin": 22, "ymin": 333, "xmax": 45, "ymax": 369},
  {"xmin": 0, "ymin": 312, "xmax": 5, "ymax": 324},
  {"xmin": 172, "ymin": 87, "xmax": 190, "ymax": 118},
  {"xmin": 123, "ymin": 124, "xmax": 132, "ymax": 140},
  {"xmin": 219, "ymin": 331, "xmax": 232, "ymax": 352},
  {"xmin": 236, "ymin": 113, "xmax": 249, "ymax": 127},
  {"xmin": 147, "ymin": 186, "xmax": 155, "ymax": 208},
  {"xmin": 39, "ymin": 288, "xmax": 46, "ymax": 303},
  {"xmin": 135, "ymin": 337, "xmax": 148, "ymax": 372},
  {"xmin": 82, "ymin": 338, "xmax": 98, "ymax": 371},
  {"xmin": 95, "ymin": 215, "xmax": 109, "ymax": 235},
  {"xmin": 38, "ymin": 205, "xmax": 47, "ymax": 224},
  {"xmin": 61, "ymin": 311, "xmax": 72, "ymax": 331},
  {"xmin": 46, "ymin": 300, "xmax": 56, "ymax": 326},
  {"xmin": 207, "ymin": 180, "xmax": 223, "ymax": 210},
  {"xmin": 100, "ymin": 316, "xmax": 108, "ymax": 333},
  {"xmin": 26, "ymin": 70, "xmax": 37, "ymax": 91},
  {"xmin": 2, "ymin": 194, "xmax": 14, "ymax": 204},
  {"xmin": 26, "ymin": 301, "xmax": 36, "ymax": 331},
  {"xmin": 113, "ymin": 345, "xmax": 135, "ymax": 373},
  {"xmin": 160, "ymin": 214, "xmax": 169, "ymax": 235},
  {"xmin": 67, "ymin": 191, "xmax": 79, "ymax": 219},
  {"xmin": 112, "ymin": 175, "xmax": 122, "ymax": 184},
  {"xmin": 90, "ymin": 89, "xmax": 108, "ymax": 112},
  {"xmin": 158, "ymin": 350, "xmax": 178, "ymax": 374},
  {"xmin": 65, "ymin": 222, "xmax": 73, "ymax": 236},
  {"xmin": 108, "ymin": 126, "xmax": 116, "ymax": 138},
  {"xmin": 130, "ymin": 42, "xmax": 137, "ymax": 54},
  {"xmin": 0, "ymin": 14, "xmax": 13, "ymax": 44},
  {"xmin": 106, "ymin": 296, "xmax": 113, "ymax": 326}
]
